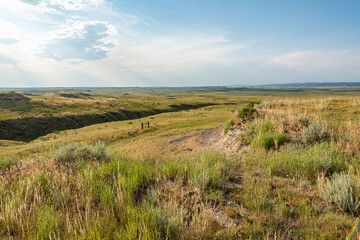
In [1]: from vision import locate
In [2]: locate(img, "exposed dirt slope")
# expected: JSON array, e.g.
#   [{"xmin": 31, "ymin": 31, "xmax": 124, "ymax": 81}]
[{"xmin": 170, "ymin": 125, "xmax": 246, "ymax": 155}]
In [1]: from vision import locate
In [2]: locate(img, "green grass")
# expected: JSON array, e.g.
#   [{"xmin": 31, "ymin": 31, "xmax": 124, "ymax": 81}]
[
  {"xmin": 0, "ymin": 142, "xmax": 237, "ymax": 239},
  {"xmin": 249, "ymin": 142, "xmax": 349, "ymax": 180},
  {"xmin": 250, "ymin": 120, "xmax": 287, "ymax": 150},
  {"xmin": 223, "ymin": 118, "xmax": 234, "ymax": 133},
  {"xmin": 0, "ymin": 157, "xmax": 19, "ymax": 171},
  {"xmin": 2, "ymin": 91, "xmax": 360, "ymax": 239}
]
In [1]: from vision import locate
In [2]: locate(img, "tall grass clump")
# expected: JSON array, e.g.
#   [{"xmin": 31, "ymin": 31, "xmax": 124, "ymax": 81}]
[
  {"xmin": 296, "ymin": 116, "xmax": 310, "ymax": 127},
  {"xmin": 239, "ymin": 122, "xmax": 257, "ymax": 144},
  {"xmin": 53, "ymin": 142, "xmax": 112, "ymax": 163},
  {"xmin": 190, "ymin": 152, "xmax": 234, "ymax": 190},
  {"xmin": 319, "ymin": 172, "xmax": 360, "ymax": 213},
  {"xmin": 34, "ymin": 206, "xmax": 61, "ymax": 240},
  {"xmin": 251, "ymin": 121, "xmax": 287, "ymax": 150},
  {"xmin": 301, "ymin": 123, "xmax": 329, "ymax": 145},
  {"xmin": 0, "ymin": 157, "xmax": 19, "ymax": 172},
  {"xmin": 224, "ymin": 118, "xmax": 235, "ymax": 134},
  {"xmin": 263, "ymin": 143, "xmax": 349, "ymax": 179}
]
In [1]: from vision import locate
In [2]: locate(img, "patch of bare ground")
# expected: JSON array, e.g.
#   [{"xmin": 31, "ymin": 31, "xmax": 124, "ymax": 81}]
[{"xmin": 170, "ymin": 125, "xmax": 247, "ymax": 155}]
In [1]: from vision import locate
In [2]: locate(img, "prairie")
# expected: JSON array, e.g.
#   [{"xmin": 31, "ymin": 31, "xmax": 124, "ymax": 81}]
[{"xmin": 0, "ymin": 88, "xmax": 360, "ymax": 239}]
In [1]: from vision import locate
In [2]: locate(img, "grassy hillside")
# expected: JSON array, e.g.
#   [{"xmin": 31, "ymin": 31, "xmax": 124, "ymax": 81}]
[{"xmin": 1, "ymin": 91, "xmax": 360, "ymax": 239}]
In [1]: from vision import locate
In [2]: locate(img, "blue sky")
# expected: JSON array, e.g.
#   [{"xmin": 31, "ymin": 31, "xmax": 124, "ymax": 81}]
[{"xmin": 0, "ymin": 0, "xmax": 359, "ymax": 87}]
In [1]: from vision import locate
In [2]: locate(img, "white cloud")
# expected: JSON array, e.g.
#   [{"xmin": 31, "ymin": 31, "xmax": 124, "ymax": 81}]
[
  {"xmin": 0, "ymin": 0, "xmax": 251, "ymax": 86},
  {"xmin": 19, "ymin": 0, "xmax": 105, "ymax": 11},
  {"xmin": 264, "ymin": 50, "xmax": 360, "ymax": 70},
  {"xmin": 47, "ymin": 0, "xmax": 105, "ymax": 11},
  {"xmin": 105, "ymin": 34, "xmax": 246, "ymax": 73},
  {"xmin": 41, "ymin": 20, "xmax": 117, "ymax": 60},
  {"xmin": 0, "ymin": 0, "xmax": 58, "ymax": 22},
  {"xmin": 0, "ymin": 54, "xmax": 18, "ymax": 66},
  {"xmin": 0, "ymin": 38, "xmax": 19, "ymax": 45}
]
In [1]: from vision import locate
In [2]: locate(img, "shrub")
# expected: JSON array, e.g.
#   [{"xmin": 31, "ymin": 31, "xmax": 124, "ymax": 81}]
[
  {"xmin": 319, "ymin": 172, "xmax": 359, "ymax": 213},
  {"xmin": 53, "ymin": 142, "xmax": 112, "ymax": 163},
  {"xmin": 224, "ymin": 118, "xmax": 234, "ymax": 134},
  {"xmin": 238, "ymin": 106, "xmax": 256, "ymax": 119},
  {"xmin": 301, "ymin": 123, "xmax": 329, "ymax": 145},
  {"xmin": 246, "ymin": 101, "xmax": 261, "ymax": 108}
]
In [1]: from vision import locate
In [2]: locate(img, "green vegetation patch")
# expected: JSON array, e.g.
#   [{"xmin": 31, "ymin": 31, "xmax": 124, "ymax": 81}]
[
  {"xmin": 0, "ymin": 157, "xmax": 19, "ymax": 172},
  {"xmin": 250, "ymin": 143, "xmax": 349, "ymax": 179},
  {"xmin": 223, "ymin": 118, "xmax": 235, "ymax": 134},
  {"xmin": 0, "ymin": 142, "xmax": 238, "ymax": 239},
  {"xmin": 250, "ymin": 121, "xmax": 287, "ymax": 150},
  {"xmin": 238, "ymin": 106, "xmax": 256, "ymax": 119}
]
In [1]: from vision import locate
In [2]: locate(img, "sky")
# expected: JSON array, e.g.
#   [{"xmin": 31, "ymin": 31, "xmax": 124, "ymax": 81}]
[{"xmin": 0, "ymin": 0, "xmax": 359, "ymax": 87}]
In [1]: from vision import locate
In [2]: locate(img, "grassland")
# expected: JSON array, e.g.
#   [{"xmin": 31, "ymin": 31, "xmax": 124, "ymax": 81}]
[{"xmin": 1, "ymin": 88, "xmax": 360, "ymax": 239}]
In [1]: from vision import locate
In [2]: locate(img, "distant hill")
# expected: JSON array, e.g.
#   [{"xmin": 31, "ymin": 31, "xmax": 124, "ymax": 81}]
[
  {"xmin": 257, "ymin": 82, "xmax": 360, "ymax": 88},
  {"xmin": 0, "ymin": 92, "xmax": 30, "ymax": 101},
  {"xmin": 53, "ymin": 92, "xmax": 92, "ymax": 99}
]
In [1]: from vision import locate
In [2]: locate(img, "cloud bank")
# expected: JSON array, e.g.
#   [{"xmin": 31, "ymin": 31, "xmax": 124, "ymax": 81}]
[{"xmin": 0, "ymin": 0, "xmax": 358, "ymax": 87}]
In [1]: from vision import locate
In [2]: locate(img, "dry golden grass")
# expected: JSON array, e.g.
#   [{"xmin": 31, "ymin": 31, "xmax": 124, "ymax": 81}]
[{"xmin": 2, "ymin": 92, "xmax": 360, "ymax": 239}]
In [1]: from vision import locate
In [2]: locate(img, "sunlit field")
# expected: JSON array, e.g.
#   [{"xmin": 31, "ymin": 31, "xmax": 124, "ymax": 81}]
[{"xmin": 0, "ymin": 88, "xmax": 360, "ymax": 239}]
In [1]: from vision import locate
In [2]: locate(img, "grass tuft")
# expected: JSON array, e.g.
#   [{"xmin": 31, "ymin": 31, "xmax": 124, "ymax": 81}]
[
  {"xmin": 250, "ymin": 121, "xmax": 287, "ymax": 150},
  {"xmin": 53, "ymin": 142, "xmax": 112, "ymax": 163},
  {"xmin": 223, "ymin": 118, "xmax": 235, "ymax": 134}
]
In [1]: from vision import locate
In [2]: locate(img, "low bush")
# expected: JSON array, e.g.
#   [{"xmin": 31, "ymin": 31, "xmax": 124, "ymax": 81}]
[
  {"xmin": 53, "ymin": 142, "xmax": 112, "ymax": 163},
  {"xmin": 319, "ymin": 172, "xmax": 359, "ymax": 213},
  {"xmin": 246, "ymin": 101, "xmax": 261, "ymax": 108},
  {"xmin": 238, "ymin": 106, "xmax": 256, "ymax": 119},
  {"xmin": 301, "ymin": 123, "xmax": 329, "ymax": 145}
]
